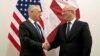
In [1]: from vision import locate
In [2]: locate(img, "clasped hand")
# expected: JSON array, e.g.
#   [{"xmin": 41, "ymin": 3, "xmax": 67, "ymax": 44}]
[{"xmin": 42, "ymin": 41, "xmax": 50, "ymax": 50}]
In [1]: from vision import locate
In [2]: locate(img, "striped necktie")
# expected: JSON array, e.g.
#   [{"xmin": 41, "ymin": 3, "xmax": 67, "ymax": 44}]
[
  {"xmin": 34, "ymin": 22, "xmax": 44, "ymax": 42},
  {"xmin": 34, "ymin": 22, "xmax": 42, "ymax": 35}
]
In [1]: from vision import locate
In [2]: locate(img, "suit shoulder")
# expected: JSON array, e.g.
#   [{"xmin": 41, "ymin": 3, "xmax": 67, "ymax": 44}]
[
  {"xmin": 77, "ymin": 20, "xmax": 88, "ymax": 24},
  {"xmin": 20, "ymin": 20, "xmax": 29, "ymax": 25},
  {"xmin": 19, "ymin": 21, "xmax": 29, "ymax": 28},
  {"xmin": 77, "ymin": 20, "xmax": 89, "ymax": 27}
]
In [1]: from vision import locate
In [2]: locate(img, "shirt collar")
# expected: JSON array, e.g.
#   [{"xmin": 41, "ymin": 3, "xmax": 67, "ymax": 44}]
[
  {"xmin": 28, "ymin": 18, "xmax": 35, "ymax": 24},
  {"xmin": 67, "ymin": 18, "xmax": 76, "ymax": 24},
  {"xmin": 70, "ymin": 18, "xmax": 76, "ymax": 24}
]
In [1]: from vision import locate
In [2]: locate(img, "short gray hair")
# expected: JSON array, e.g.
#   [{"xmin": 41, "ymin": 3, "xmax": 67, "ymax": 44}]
[{"xmin": 28, "ymin": 5, "xmax": 41, "ymax": 12}]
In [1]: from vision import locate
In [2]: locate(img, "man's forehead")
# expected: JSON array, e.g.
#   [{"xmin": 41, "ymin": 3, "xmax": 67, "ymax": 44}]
[{"xmin": 63, "ymin": 6, "xmax": 72, "ymax": 10}]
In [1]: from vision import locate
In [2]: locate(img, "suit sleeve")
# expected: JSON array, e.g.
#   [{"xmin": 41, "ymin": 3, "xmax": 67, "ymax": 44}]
[
  {"xmin": 49, "ymin": 27, "xmax": 61, "ymax": 50},
  {"xmin": 81, "ymin": 22, "xmax": 92, "ymax": 56},
  {"xmin": 19, "ymin": 23, "xmax": 42, "ymax": 49}
]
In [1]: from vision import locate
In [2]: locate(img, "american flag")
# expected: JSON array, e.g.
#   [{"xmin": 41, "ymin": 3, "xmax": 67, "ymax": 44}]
[
  {"xmin": 8, "ymin": 0, "xmax": 80, "ymax": 56},
  {"xmin": 8, "ymin": 0, "xmax": 43, "ymax": 52}
]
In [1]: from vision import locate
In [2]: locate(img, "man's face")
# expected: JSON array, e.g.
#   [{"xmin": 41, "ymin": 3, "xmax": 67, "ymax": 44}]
[
  {"xmin": 30, "ymin": 9, "xmax": 41, "ymax": 21},
  {"xmin": 62, "ymin": 6, "xmax": 74, "ymax": 22}
]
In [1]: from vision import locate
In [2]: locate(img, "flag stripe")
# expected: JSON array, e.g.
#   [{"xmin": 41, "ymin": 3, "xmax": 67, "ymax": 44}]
[
  {"xmin": 8, "ymin": 33, "xmax": 21, "ymax": 52},
  {"xmin": 15, "ymin": 9, "xmax": 26, "ymax": 22},
  {"xmin": 47, "ymin": 26, "xmax": 58, "ymax": 42},
  {"xmin": 76, "ymin": 9, "xmax": 80, "ymax": 19},
  {"xmin": 11, "ymin": 22, "xmax": 19, "ymax": 37},
  {"xmin": 50, "ymin": 0, "xmax": 63, "ymax": 21},
  {"xmin": 38, "ymin": 17, "xmax": 44, "ymax": 29},
  {"xmin": 9, "ymin": 27, "xmax": 20, "ymax": 45},
  {"xmin": 13, "ymin": 12, "xmax": 22, "ymax": 25}
]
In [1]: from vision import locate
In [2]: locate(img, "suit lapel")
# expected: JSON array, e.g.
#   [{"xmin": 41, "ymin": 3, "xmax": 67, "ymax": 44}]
[
  {"xmin": 27, "ymin": 20, "xmax": 37, "ymax": 33},
  {"xmin": 25, "ymin": 20, "xmax": 41, "ymax": 41},
  {"xmin": 68, "ymin": 20, "xmax": 79, "ymax": 39},
  {"xmin": 61, "ymin": 23, "xmax": 68, "ymax": 41}
]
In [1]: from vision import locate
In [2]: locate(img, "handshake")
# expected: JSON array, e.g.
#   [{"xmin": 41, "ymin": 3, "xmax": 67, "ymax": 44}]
[{"xmin": 42, "ymin": 41, "xmax": 50, "ymax": 50}]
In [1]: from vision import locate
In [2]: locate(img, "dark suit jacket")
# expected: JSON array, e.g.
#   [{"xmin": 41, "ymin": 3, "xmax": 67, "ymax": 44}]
[
  {"xmin": 50, "ymin": 20, "xmax": 92, "ymax": 56},
  {"xmin": 19, "ymin": 20, "xmax": 44, "ymax": 56}
]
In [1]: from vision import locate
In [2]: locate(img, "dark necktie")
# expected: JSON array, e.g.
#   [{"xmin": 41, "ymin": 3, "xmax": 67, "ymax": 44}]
[
  {"xmin": 34, "ymin": 22, "xmax": 42, "ymax": 36},
  {"xmin": 34, "ymin": 22, "xmax": 44, "ymax": 42},
  {"xmin": 66, "ymin": 22, "xmax": 71, "ymax": 36}
]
